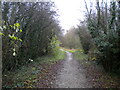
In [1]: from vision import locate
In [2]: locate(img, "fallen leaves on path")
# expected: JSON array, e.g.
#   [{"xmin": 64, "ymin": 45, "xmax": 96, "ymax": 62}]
[
  {"xmin": 36, "ymin": 60, "xmax": 63, "ymax": 88},
  {"xmin": 80, "ymin": 61, "xmax": 120, "ymax": 88}
]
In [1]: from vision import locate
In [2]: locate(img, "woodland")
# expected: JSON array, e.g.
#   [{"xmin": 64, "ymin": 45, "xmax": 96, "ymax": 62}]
[{"xmin": 1, "ymin": 0, "xmax": 120, "ymax": 88}]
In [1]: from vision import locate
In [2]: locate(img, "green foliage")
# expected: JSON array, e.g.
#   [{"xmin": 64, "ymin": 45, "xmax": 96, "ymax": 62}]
[
  {"xmin": 77, "ymin": 24, "xmax": 92, "ymax": 54},
  {"xmin": 14, "ymin": 23, "xmax": 20, "ymax": 27},
  {"xmin": 2, "ymin": 2, "xmax": 60, "ymax": 71},
  {"xmin": 74, "ymin": 49, "xmax": 88, "ymax": 62},
  {"xmin": 8, "ymin": 34, "xmax": 22, "ymax": 41},
  {"xmin": 49, "ymin": 35, "xmax": 61, "ymax": 56},
  {"xmin": 86, "ymin": 1, "xmax": 120, "ymax": 74},
  {"xmin": 0, "ymin": 32, "xmax": 4, "ymax": 36},
  {"xmin": 2, "ymin": 21, "xmax": 23, "ymax": 71},
  {"xmin": 3, "ymin": 22, "xmax": 22, "ymax": 55},
  {"xmin": 3, "ymin": 49, "xmax": 65, "ymax": 88},
  {"xmin": 61, "ymin": 27, "xmax": 82, "ymax": 49}
]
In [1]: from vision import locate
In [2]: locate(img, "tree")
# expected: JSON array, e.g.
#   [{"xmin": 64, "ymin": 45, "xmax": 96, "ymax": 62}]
[
  {"xmin": 77, "ymin": 21, "xmax": 93, "ymax": 54},
  {"xmin": 84, "ymin": 0, "xmax": 120, "ymax": 73},
  {"xmin": 61, "ymin": 26, "xmax": 81, "ymax": 49},
  {"xmin": 2, "ymin": 2, "xmax": 60, "ymax": 71}
]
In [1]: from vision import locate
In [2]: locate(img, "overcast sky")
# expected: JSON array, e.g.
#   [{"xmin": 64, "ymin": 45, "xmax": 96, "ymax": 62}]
[
  {"xmin": 52, "ymin": 0, "xmax": 97, "ymax": 31},
  {"xmin": 52, "ymin": 0, "xmax": 112, "ymax": 32}
]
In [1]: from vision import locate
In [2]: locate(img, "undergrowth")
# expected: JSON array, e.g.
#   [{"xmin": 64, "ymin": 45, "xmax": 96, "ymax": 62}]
[
  {"xmin": 73, "ymin": 49, "xmax": 88, "ymax": 64},
  {"xmin": 73, "ymin": 49, "xmax": 120, "ymax": 88},
  {"xmin": 2, "ymin": 49, "xmax": 65, "ymax": 88}
]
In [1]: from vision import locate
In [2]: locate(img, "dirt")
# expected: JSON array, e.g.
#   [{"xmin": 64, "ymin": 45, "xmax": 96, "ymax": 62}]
[
  {"xmin": 37, "ymin": 52, "xmax": 120, "ymax": 88},
  {"xmin": 53, "ymin": 52, "xmax": 92, "ymax": 88},
  {"xmin": 80, "ymin": 60, "xmax": 120, "ymax": 88},
  {"xmin": 3, "ymin": 51, "xmax": 119, "ymax": 88},
  {"xmin": 37, "ymin": 60, "xmax": 63, "ymax": 88}
]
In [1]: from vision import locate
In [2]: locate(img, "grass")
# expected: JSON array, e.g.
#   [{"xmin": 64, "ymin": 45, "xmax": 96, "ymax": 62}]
[
  {"xmin": 60, "ymin": 47, "xmax": 77, "ymax": 53},
  {"xmin": 60, "ymin": 47, "xmax": 89, "ymax": 65},
  {"xmin": 60, "ymin": 47, "xmax": 88, "ymax": 63},
  {"xmin": 2, "ymin": 49, "xmax": 66, "ymax": 88},
  {"xmin": 73, "ymin": 48, "xmax": 90, "ymax": 66},
  {"xmin": 74, "ymin": 50, "xmax": 88, "ymax": 61},
  {"xmin": 37, "ymin": 50, "xmax": 66, "ymax": 63}
]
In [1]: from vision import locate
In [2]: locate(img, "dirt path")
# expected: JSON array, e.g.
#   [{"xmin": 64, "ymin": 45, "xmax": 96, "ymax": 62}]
[
  {"xmin": 54, "ymin": 52, "xmax": 92, "ymax": 88},
  {"xmin": 36, "ymin": 51, "xmax": 119, "ymax": 88}
]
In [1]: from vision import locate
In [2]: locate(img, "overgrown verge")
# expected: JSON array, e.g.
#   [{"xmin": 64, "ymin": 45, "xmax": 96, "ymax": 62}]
[
  {"xmin": 73, "ymin": 50, "xmax": 120, "ymax": 88},
  {"xmin": 76, "ymin": 1, "xmax": 120, "ymax": 75},
  {"xmin": 60, "ymin": 47, "xmax": 77, "ymax": 53},
  {"xmin": 2, "ymin": 2, "xmax": 61, "ymax": 72},
  {"xmin": 2, "ymin": 49, "xmax": 65, "ymax": 88}
]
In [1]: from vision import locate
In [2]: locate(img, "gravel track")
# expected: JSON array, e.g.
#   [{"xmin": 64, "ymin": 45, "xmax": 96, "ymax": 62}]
[{"xmin": 54, "ymin": 52, "xmax": 92, "ymax": 88}]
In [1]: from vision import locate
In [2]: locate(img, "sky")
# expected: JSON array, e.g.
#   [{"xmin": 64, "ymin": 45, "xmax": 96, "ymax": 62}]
[
  {"xmin": 52, "ymin": 0, "xmax": 96, "ymax": 31},
  {"xmin": 52, "ymin": 0, "xmax": 112, "ymax": 33}
]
